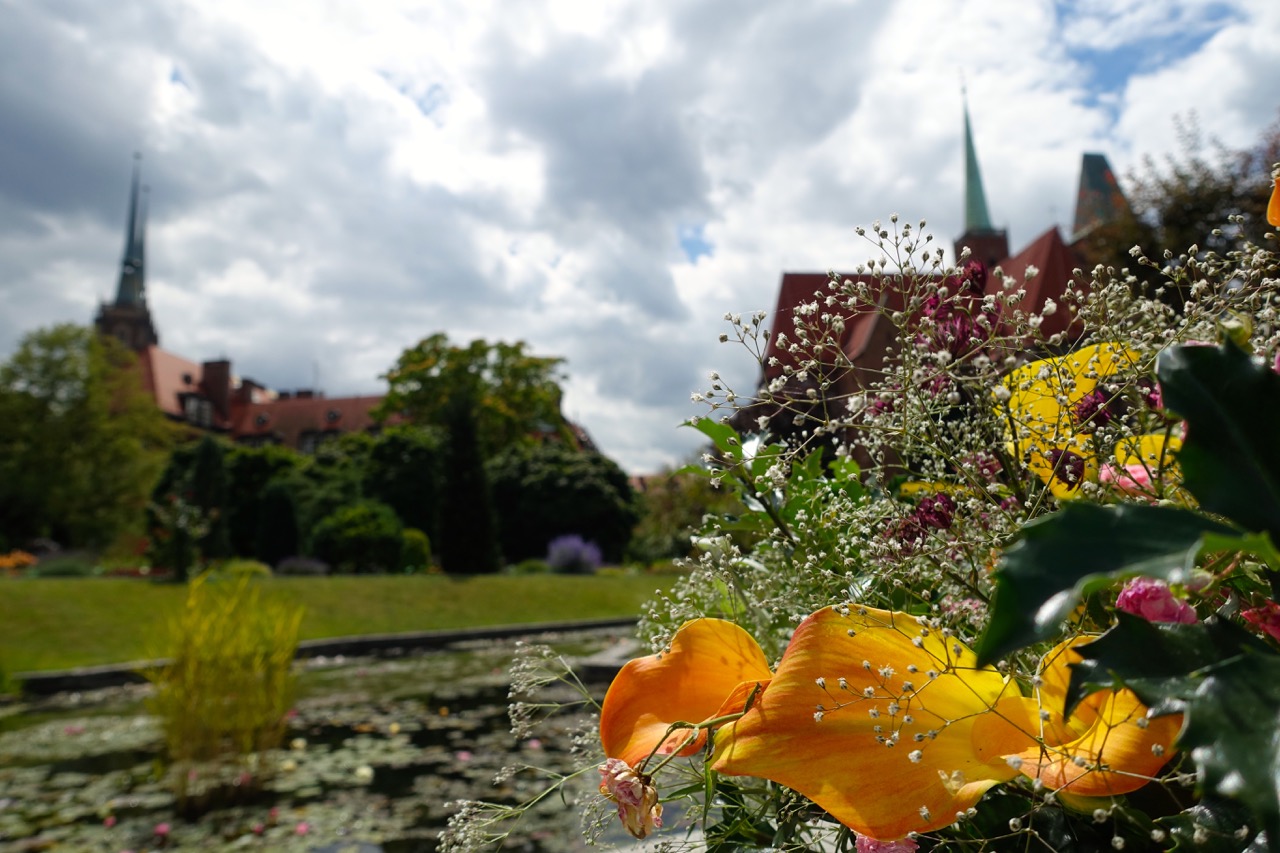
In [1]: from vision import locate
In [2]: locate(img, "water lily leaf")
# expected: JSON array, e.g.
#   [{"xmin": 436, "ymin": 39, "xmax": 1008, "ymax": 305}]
[
  {"xmin": 1157, "ymin": 342, "xmax": 1280, "ymax": 541},
  {"xmin": 1069, "ymin": 616, "xmax": 1280, "ymax": 851},
  {"xmin": 975, "ymin": 502, "xmax": 1235, "ymax": 664}
]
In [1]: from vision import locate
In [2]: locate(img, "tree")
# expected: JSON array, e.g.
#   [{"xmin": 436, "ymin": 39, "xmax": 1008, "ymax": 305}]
[
  {"xmin": 255, "ymin": 480, "xmax": 300, "ymax": 568},
  {"xmin": 1077, "ymin": 111, "xmax": 1280, "ymax": 310},
  {"xmin": 361, "ymin": 425, "xmax": 444, "ymax": 548},
  {"xmin": 438, "ymin": 391, "xmax": 501, "ymax": 574},
  {"xmin": 225, "ymin": 444, "xmax": 302, "ymax": 556},
  {"xmin": 626, "ymin": 465, "xmax": 745, "ymax": 564},
  {"xmin": 487, "ymin": 443, "xmax": 638, "ymax": 564},
  {"xmin": 377, "ymin": 333, "xmax": 569, "ymax": 458},
  {"xmin": 0, "ymin": 324, "xmax": 174, "ymax": 548},
  {"xmin": 189, "ymin": 436, "xmax": 231, "ymax": 559}
]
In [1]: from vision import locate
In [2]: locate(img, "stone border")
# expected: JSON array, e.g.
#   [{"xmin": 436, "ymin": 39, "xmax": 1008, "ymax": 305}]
[{"xmin": 14, "ymin": 617, "xmax": 639, "ymax": 696}]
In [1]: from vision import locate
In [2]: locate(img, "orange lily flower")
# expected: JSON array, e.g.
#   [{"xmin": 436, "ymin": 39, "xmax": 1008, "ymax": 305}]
[
  {"xmin": 1269, "ymin": 173, "xmax": 1280, "ymax": 227},
  {"xmin": 1005, "ymin": 637, "xmax": 1182, "ymax": 798},
  {"xmin": 601, "ymin": 606, "xmax": 1181, "ymax": 842},
  {"xmin": 599, "ymin": 618, "xmax": 773, "ymax": 769}
]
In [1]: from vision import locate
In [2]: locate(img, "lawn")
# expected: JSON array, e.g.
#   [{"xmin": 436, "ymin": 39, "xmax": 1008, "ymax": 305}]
[{"xmin": 0, "ymin": 573, "xmax": 675, "ymax": 674}]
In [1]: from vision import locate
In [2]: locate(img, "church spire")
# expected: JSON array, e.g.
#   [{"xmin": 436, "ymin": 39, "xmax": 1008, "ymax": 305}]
[
  {"xmin": 954, "ymin": 91, "xmax": 1008, "ymax": 269},
  {"xmin": 96, "ymin": 154, "xmax": 159, "ymax": 351},
  {"xmin": 115, "ymin": 153, "xmax": 147, "ymax": 308},
  {"xmin": 962, "ymin": 94, "xmax": 994, "ymax": 233}
]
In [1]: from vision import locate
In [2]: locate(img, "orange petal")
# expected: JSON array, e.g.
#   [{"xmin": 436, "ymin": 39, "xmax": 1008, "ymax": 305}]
[
  {"xmin": 713, "ymin": 606, "xmax": 1035, "ymax": 840},
  {"xmin": 1015, "ymin": 637, "xmax": 1181, "ymax": 796},
  {"xmin": 1269, "ymin": 176, "xmax": 1280, "ymax": 228},
  {"xmin": 600, "ymin": 618, "xmax": 772, "ymax": 768}
]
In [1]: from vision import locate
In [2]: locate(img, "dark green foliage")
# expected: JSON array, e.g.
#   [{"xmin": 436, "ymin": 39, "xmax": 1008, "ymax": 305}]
[
  {"xmin": 311, "ymin": 501, "xmax": 404, "ymax": 574},
  {"xmin": 362, "ymin": 426, "xmax": 444, "ymax": 548},
  {"xmin": 255, "ymin": 480, "xmax": 300, "ymax": 568},
  {"xmin": 400, "ymin": 527, "xmax": 432, "ymax": 572},
  {"xmin": 1158, "ymin": 342, "xmax": 1280, "ymax": 542},
  {"xmin": 438, "ymin": 394, "xmax": 501, "ymax": 574},
  {"xmin": 974, "ymin": 502, "xmax": 1235, "ymax": 664},
  {"xmin": 486, "ymin": 442, "xmax": 637, "ymax": 564},
  {"xmin": 276, "ymin": 436, "xmax": 368, "ymax": 544},
  {"xmin": 627, "ymin": 466, "xmax": 746, "ymax": 564},
  {"xmin": 190, "ymin": 436, "xmax": 231, "ymax": 559},
  {"xmin": 0, "ymin": 325, "xmax": 174, "ymax": 548},
  {"xmin": 224, "ymin": 444, "xmax": 301, "ymax": 556}
]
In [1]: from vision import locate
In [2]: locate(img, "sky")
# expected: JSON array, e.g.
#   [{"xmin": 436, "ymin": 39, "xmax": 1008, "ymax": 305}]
[{"xmin": 1, "ymin": 0, "xmax": 1278, "ymax": 474}]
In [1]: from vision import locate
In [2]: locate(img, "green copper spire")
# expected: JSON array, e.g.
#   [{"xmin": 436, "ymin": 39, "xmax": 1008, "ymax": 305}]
[
  {"xmin": 116, "ymin": 153, "xmax": 147, "ymax": 308},
  {"xmin": 962, "ymin": 97, "xmax": 994, "ymax": 233}
]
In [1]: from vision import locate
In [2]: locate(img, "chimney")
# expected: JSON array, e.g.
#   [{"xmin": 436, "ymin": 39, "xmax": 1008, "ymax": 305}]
[{"xmin": 201, "ymin": 360, "xmax": 232, "ymax": 421}]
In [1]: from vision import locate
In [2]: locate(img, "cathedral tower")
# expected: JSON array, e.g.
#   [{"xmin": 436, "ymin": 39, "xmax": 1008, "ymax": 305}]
[{"xmin": 95, "ymin": 154, "xmax": 159, "ymax": 350}]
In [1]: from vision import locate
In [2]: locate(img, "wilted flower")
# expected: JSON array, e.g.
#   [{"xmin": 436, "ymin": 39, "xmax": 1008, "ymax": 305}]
[
  {"xmin": 598, "ymin": 758, "xmax": 663, "ymax": 839},
  {"xmin": 857, "ymin": 835, "xmax": 920, "ymax": 853},
  {"xmin": 1116, "ymin": 578, "xmax": 1196, "ymax": 624}
]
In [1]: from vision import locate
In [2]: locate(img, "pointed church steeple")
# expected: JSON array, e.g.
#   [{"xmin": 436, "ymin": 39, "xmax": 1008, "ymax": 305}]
[
  {"xmin": 116, "ymin": 154, "xmax": 147, "ymax": 307},
  {"xmin": 96, "ymin": 154, "xmax": 159, "ymax": 350},
  {"xmin": 954, "ymin": 92, "xmax": 1008, "ymax": 269},
  {"xmin": 1071, "ymin": 152, "xmax": 1130, "ymax": 241}
]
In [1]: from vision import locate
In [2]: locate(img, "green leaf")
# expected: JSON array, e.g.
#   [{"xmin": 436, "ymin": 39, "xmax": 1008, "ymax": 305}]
[
  {"xmin": 1157, "ymin": 342, "xmax": 1280, "ymax": 541},
  {"xmin": 1069, "ymin": 616, "xmax": 1280, "ymax": 851},
  {"xmin": 974, "ymin": 502, "xmax": 1236, "ymax": 665},
  {"xmin": 687, "ymin": 417, "xmax": 744, "ymax": 461},
  {"xmin": 1159, "ymin": 800, "xmax": 1266, "ymax": 853}
]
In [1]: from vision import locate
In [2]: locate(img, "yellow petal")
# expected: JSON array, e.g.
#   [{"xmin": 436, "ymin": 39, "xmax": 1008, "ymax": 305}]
[
  {"xmin": 712, "ymin": 606, "xmax": 1035, "ymax": 840},
  {"xmin": 600, "ymin": 618, "xmax": 773, "ymax": 768},
  {"xmin": 1015, "ymin": 637, "xmax": 1182, "ymax": 796},
  {"xmin": 1000, "ymin": 343, "xmax": 1139, "ymax": 497},
  {"xmin": 1115, "ymin": 432, "xmax": 1181, "ymax": 471},
  {"xmin": 1269, "ymin": 176, "xmax": 1280, "ymax": 228}
]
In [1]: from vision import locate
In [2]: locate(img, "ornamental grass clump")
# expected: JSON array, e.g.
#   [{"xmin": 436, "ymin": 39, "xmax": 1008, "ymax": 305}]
[
  {"xmin": 144, "ymin": 570, "xmax": 303, "ymax": 815},
  {"xmin": 442, "ymin": 172, "xmax": 1280, "ymax": 852}
]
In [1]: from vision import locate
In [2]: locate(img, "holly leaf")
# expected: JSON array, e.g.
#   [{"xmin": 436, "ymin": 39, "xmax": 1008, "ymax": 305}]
[
  {"xmin": 974, "ymin": 502, "xmax": 1236, "ymax": 665},
  {"xmin": 1067, "ymin": 616, "xmax": 1280, "ymax": 851},
  {"xmin": 1157, "ymin": 342, "xmax": 1280, "ymax": 541},
  {"xmin": 1158, "ymin": 799, "xmax": 1267, "ymax": 853}
]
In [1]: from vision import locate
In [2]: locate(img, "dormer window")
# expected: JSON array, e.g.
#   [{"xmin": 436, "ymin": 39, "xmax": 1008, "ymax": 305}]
[
  {"xmin": 326, "ymin": 408, "xmax": 341, "ymax": 423},
  {"xmin": 254, "ymin": 413, "xmax": 270, "ymax": 427}
]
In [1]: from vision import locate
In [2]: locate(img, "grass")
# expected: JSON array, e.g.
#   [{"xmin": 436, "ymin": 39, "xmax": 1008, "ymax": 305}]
[{"xmin": 0, "ymin": 573, "xmax": 675, "ymax": 674}]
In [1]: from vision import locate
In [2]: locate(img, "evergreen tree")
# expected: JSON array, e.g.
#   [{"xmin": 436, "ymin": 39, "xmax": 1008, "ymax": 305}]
[
  {"xmin": 190, "ymin": 435, "xmax": 231, "ymax": 559},
  {"xmin": 438, "ymin": 392, "xmax": 501, "ymax": 574},
  {"xmin": 256, "ymin": 479, "xmax": 300, "ymax": 567}
]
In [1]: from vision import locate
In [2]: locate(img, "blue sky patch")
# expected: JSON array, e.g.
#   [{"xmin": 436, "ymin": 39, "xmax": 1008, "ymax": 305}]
[{"xmin": 678, "ymin": 223, "xmax": 713, "ymax": 263}]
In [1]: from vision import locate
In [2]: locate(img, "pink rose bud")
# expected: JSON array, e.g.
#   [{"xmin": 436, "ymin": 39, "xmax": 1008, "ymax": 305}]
[
  {"xmin": 1099, "ymin": 463, "xmax": 1154, "ymax": 497},
  {"xmin": 1117, "ymin": 578, "xmax": 1196, "ymax": 624},
  {"xmin": 1243, "ymin": 601, "xmax": 1280, "ymax": 642},
  {"xmin": 599, "ymin": 758, "xmax": 663, "ymax": 839}
]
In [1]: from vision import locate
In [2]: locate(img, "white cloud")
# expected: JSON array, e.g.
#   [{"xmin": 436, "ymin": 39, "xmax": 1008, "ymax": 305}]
[{"xmin": 0, "ymin": 0, "xmax": 1277, "ymax": 474}]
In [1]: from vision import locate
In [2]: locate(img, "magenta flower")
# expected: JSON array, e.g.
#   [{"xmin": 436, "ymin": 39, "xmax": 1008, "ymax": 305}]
[{"xmin": 1117, "ymin": 578, "xmax": 1196, "ymax": 624}]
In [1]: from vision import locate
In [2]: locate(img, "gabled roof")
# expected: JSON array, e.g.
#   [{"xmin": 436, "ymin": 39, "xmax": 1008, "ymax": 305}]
[
  {"xmin": 230, "ymin": 394, "xmax": 386, "ymax": 447},
  {"xmin": 136, "ymin": 346, "xmax": 221, "ymax": 424},
  {"xmin": 988, "ymin": 226, "xmax": 1083, "ymax": 341}
]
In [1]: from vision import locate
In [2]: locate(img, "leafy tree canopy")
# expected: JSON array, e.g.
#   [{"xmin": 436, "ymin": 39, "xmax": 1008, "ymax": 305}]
[
  {"xmin": 0, "ymin": 324, "xmax": 175, "ymax": 547},
  {"xmin": 376, "ymin": 333, "xmax": 568, "ymax": 458}
]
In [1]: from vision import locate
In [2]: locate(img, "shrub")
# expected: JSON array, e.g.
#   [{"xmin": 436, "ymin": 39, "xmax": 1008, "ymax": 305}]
[
  {"xmin": 487, "ymin": 443, "xmax": 637, "ymax": 563},
  {"xmin": 507, "ymin": 558, "xmax": 553, "ymax": 575},
  {"xmin": 30, "ymin": 554, "xmax": 97, "ymax": 577},
  {"xmin": 311, "ymin": 500, "xmax": 404, "ymax": 573},
  {"xmin": 144, "ymin": 571, "xmax": 302, "ymax": 815},
  {"xmin": 0, "ymin": 549, "xmax": 37, "ymax": 576},
  {"xmin": 205, "ymin": 558, "xmax": 272, "ymax": 578},
  {"xmin": 400, "ymin": 527, "xmax": 432, "ymax": 573},
  {"xmin": 275, "ymin": 556, "xmax": 330, "ymax": 576},
  {"xmin": 546, "ymin": 534, "xmax": 602, "ymax": 574}
]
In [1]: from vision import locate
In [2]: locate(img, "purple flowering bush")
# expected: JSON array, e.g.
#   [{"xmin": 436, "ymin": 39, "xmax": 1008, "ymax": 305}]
[{"xmin": 545, "ymin": 534, "xmax": 602, "ymax": 574}]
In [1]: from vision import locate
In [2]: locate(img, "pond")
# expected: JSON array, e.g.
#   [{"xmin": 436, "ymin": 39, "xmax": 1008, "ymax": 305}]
[{"xmin": 0, "ymin": 627, "xmax": 641, "ymax": 852}]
